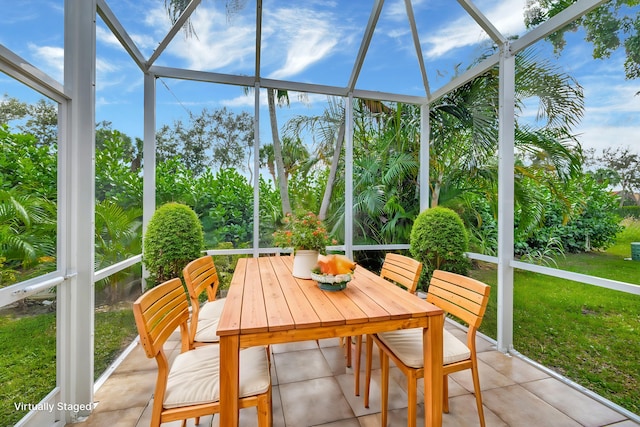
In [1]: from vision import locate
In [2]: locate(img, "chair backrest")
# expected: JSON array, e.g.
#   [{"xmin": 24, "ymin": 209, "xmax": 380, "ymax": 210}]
[
  {"xmin": 133, "ymin": 277, "xmax": 190, "ymax": 359},
  {"xmin": 426, "ymin": 270, "xmax": 491, "ymax": 332},
  {"xmin": 380, "ymin": 253, "xmax": 423, "ymax": 294},
  {"xmin": 183, "ymin": 255, "xmax": 221, "ymax": 344},
  {"xmin": 183, "ymin": 255, "xmax": 220, "ymax": 304}
]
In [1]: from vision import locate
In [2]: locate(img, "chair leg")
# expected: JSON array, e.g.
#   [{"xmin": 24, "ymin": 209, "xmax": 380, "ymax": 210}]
[
  {"xmin": 407, "ymin": 372, "xmax": 417, "ymax": 427},
  {"xmin": 151, "ymin": 396, "xmax": 163, "ymax": 427},
  {"xmin": 443, "ymin": 374, "xmax": 449, "ymax": 413},
  {"xmin": 355, "ymin": 335, "xmax": 362, "ymax": 395},
  {"xmin": 471, "ymin": 363, "xmax": 486, "ymax": 427},
  {"xmin": 345, "ymin": 336, "xmax": 352, "ymax": 367},
  {"xmin": 380, "ymin": 350, "xmax": 389, "ymax": 427},
  {"xmin": 364, "ymin": 335, "xmax": 374, "ymax": 408},
  {"xmin": 257, "ymin": 391, "xmax": 271, "ymax": 427}
]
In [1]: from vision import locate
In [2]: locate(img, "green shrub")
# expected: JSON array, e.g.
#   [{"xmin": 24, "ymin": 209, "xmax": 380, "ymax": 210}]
[
  {"xmin": 618, "ymin": 206, "xmax": 640, "ymax": 219},
  {"xmin": 410, "ymin": 206, "xmax": 470, "ymax": 289},
  {"xmin": 143, "ymin": 202, "xmax": 203, "ymax": 288}
]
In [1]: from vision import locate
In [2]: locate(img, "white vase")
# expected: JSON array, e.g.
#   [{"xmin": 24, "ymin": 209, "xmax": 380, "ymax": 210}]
[{"xmin": 292, "ymin": 250, "xmax": 319, "ymax": 279}]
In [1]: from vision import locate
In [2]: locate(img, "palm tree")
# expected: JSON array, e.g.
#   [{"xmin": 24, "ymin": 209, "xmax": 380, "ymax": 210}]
[
  {"xmin": 0, "ymin": 188, "xmax": 56, "ymax": 285},
  {"xmin": 320, "ymin": 101, "xmax": 421, "ymax": 246},
  {"xmin": 283, "ymin": 96, "xmax": 346, "ymax": 220},
  {"xmin": 260, "ymin": 137, "xmax": 310, "ymax": 185},
  {"xmin": 267, "ymin": 88, "xmax": 293, "ymax": 215},
  {"xmin": 94, "ymin": 200, "xmax": 142, "ymax": 302},
  {"xmin": 429, "ymin": 47, "xmax": 585, "ymax": 238}
]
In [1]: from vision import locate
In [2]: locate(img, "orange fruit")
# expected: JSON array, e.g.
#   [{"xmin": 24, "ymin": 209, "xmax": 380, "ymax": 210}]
[{"xmin": 316, "ymin": 254, "xmax": 356, "ymax": 275}]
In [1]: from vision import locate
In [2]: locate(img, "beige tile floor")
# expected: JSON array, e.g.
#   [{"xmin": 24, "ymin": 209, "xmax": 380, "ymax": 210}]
[{"xmin": 71, "ymin": 322, "xmax": 639, "ymax": 427}]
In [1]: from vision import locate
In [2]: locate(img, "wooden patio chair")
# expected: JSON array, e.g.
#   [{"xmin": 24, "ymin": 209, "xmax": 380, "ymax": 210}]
[
  {"xmin": 364, "ymin": 270, "xmax": 491, "ymax": 427},
  {"xmin": 351, "ymin": 253, "xmax": 423, "ymax": 395},
  {"xmin": 133, "ymin": 277, "xmax": 272, "ymax": 427},
  {"xmin": 183, "ymin": 255, "xmax": 226, "ymax": 348}
]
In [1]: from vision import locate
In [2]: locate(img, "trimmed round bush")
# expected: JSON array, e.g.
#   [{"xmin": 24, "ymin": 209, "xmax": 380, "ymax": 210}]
[
  {"xmin": 410, "ymin": 206, "xmax": 470, "ymax": 288},
  {"xmin": 143, "ymin": 202, "xmax": 204, "ymax": 288}
]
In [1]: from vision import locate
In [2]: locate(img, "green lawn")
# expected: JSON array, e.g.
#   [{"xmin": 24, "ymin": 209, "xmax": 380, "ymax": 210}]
[
  {"xmin": 0, "ymin": 308, "xmax": 138, "ymax": 427},
  {"xmin": 471, "ymin": 218, "xmax": 640, "ymax": 415},
  {"xmin": 0, "ymin": 313, "xmax": 56, "ymax": 427}
]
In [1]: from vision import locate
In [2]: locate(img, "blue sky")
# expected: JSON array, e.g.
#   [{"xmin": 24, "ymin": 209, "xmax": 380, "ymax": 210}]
[{"xmin": 1, "ymin": 0, "xmax": 639, "ymax": 157}]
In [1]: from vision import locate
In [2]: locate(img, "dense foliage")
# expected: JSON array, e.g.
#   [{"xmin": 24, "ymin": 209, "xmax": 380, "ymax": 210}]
[
  {"xmin": 619, "ymin": 206, "xmax": 640, "ymax": 218},
  {"xmin": 520, "ymin": 174, "xmax": 622, "ymax": 254},
  {"xmin": 463, "ymin": 172, "xmax": 623, "ymax": 262},
  {"xmin": 142, "ymin": 202, "xmax": 204, "ymax": 288},
  {"xmin": 0, "ymin": 126, "xmax": 57, "ymax": 283},
  {"xmin": 0, "ymin": 46, "xmax": 629, "ymax": 285}
]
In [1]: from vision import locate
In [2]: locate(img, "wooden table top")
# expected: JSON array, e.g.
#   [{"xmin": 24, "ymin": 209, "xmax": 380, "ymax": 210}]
[{"xmin": 217, "ymin": 255, "xmax": 442, "ymax": 340}]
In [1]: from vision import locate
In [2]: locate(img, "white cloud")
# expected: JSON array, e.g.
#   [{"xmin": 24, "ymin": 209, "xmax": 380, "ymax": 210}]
[
  {"xmin": 575, "ymin": 125, "xmax": 640, "ymax": 152},
  {"xmin": 584, "ymin": 87, "xmax": 640, "ymax": 116},
  {"xmin": 96, "ymin": 26, "xmax": 122, "ymax": 49},
  {"xmin": 221, "ymin": 91, "xmax": 325, "ymax": 109},
  {"xmin": 481, "ymin": 0, "xmax": 527, "ymax": 36},
  {"xmin": 96, "ymin": 23, "xmax": 157, "ymax": 56},
  {"xmin": 423, "ymin": 20, "xmax": 488, "ymax": 58},
  {"xmin": 222, "ymin": 94, "xmax": 254, "ymax": 108},
  {"xmin": 130, "ymin": 33, "xmax": 157, "ymax": 51},
  {"xmin": 96, "ymin": 57, "xmax": 119, "ymax": 75},
  {"xmin": 262, "ymin": 7, "xmax": 340, "ymax": 80},
  {"xmin": 422, "ymin": 0, "xmax": 527, "ymax": 58},
  {"xmin": 385, "ymin": 0, "xmax": 411, "ymax": 21},
  {"xmin": 385, "ymin": 0, "xmax": 428, "ymax": 22},
  {"xmin": 144, "ymin": 6, "xmax": 171, "ymax": 31},
  {"xmin": 267, "ymin": 30, "xmax": 337, "ymax": 80},
  {"xmin": 145, "ymin": 5, "xmax": 255, "ymax": 71},
  {"xmin": 96, "ymin": 95, "xmax": 118, "ymax": 108},
  {"xmin": 521, "ymin": 75, "xmax": 640, "ymax": 153},
  {"xmin": 578, "ymin": 81, "xmax": 640, "ymax": 152},
  {"xmin": 28, "ymin": 43, "xmax": 63, "ymax": 82}
]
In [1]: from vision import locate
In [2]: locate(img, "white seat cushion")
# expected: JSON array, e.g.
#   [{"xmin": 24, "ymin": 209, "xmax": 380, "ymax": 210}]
[
  {"xmin": 199, "ymin": 298, "xmax": 226, "ymax": 320},
  {"xmin": 193, "ymin": 298, "xmax": 226, "ymax": 342},
  {"xmin": 377, "ymin": 328, "xmax": 470, "ymax": 368},
  {"xmin": 194, "ymin": 316, "xmax": 220, "ymax": 342},
  {"xmin": 163, "ymin": 345, "xmax": 270, "ymax": 409}
]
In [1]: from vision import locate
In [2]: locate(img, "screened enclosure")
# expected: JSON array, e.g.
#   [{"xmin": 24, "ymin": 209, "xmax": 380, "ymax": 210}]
[{"xmin": 1, "ymin": 0, "xmax": 639, "ymax": 425}]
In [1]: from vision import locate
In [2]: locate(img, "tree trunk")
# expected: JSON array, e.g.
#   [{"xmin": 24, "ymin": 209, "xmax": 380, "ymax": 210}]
[
  {"xmin": 319, "ymin": 120, "xmax": 345, "ymax": 221},
  {"xmin": 268, "ymin": 89, "xmax": 291, "ymax": 215},
  {"xmin": 268, "ymin": 160, "xmax": 277, "ymax": 188},
  {"xmin": 430, "ymin": 187, "xmax": 439, "ymax": 208},
  {"xmin": 430, "ymin": 167, "xmax": 445, "ymax": 207}
]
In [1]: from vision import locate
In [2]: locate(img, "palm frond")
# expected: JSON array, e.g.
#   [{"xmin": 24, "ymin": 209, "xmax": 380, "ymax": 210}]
[{"xmin": 516, "ymin": 48, "xmax": 585, "ymax": 129}]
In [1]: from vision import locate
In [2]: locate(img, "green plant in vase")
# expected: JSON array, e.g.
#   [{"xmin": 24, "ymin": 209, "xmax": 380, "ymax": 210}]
[{"xmin": 273, "ymin": 211, "xmax": 335, "ymax": 278}]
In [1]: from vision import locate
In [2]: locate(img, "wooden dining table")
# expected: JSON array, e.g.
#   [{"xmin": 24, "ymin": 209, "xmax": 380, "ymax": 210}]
[{"xmin": 217, "ymin": 255, "xmax": 444, "ymax": 426}]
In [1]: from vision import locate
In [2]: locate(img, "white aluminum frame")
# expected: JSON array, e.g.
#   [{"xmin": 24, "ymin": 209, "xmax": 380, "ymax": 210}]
[
  {"xmin": 497, "ymin": 43, "xmax": 516, "ymax": 352},
  {"xmin": 59, "ymin": 1, "xmax": 97, "ymax": 423}
]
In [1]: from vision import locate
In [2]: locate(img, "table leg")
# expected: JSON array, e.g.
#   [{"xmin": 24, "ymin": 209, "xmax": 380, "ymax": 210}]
[
  {"xmin": 423, "ymin": 313, "xmax": 444, "ymax": 427},
  {"xmin": 219, "ymin": 334, "xmax": 240, "ymax": 427}
]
